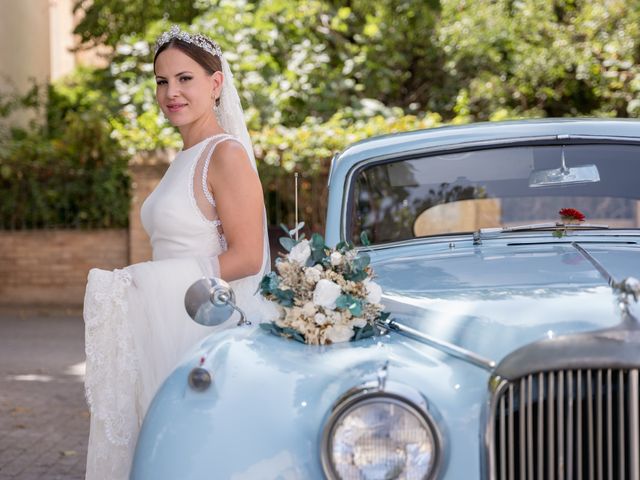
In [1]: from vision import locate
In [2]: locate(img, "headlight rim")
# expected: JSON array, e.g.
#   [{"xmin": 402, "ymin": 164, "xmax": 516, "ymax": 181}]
[{"xmin": 320, "ymin": 381, "xmax": 444, "ymax": 480}]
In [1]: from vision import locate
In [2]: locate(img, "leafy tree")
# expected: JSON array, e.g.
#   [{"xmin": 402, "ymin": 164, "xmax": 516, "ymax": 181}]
[
  {"xmin": 72, "ymin": 0, "xmax": 203, "ymax": 48},
  {"xmin": 438, "ymin": 0, "xmax": 640, "ymax": 120},
  {"xmin": 7, "ymin": 0, "xmax": 640, "ymax": 230}
]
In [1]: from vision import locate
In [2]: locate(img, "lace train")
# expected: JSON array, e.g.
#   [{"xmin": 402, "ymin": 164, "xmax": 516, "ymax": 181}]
[
  {"xmin": 83, "ymin": 258, "xmax": 222, "ymax": 479},
  {"xmin": 84, "ymin": 268, "xmax": 140, "ymax": 479},
  {"xmin": 83, "ymin": 256, "xmax": 275, "ymax": 479}
]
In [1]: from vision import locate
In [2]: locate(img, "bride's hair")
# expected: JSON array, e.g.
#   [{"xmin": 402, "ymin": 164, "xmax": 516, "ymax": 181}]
[{"xmin": 154, "ymin": 39, "xmax": 223, "ymax": 106}]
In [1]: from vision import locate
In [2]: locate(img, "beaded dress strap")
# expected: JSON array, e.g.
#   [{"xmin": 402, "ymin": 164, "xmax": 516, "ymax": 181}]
[{"xmin": 201, "ymin": 134, "xmax": 236, "ymax": 207}]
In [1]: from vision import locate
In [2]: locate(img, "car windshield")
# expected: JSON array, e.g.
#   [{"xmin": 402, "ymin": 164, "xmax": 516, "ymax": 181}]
[{"xmin": 349, "ymin": 143, "xmax": 640, "ymax": 244}]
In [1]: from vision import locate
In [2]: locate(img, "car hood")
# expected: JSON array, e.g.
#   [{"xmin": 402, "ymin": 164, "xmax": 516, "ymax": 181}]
[{"xmin": 373, "ymin": 239, "xmax": 640, "ymax": 364}]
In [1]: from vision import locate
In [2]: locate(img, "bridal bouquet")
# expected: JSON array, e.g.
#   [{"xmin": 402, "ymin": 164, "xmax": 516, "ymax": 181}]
[{"xmin": 259, "ymin": 228, "xmax": 388, "ymax": 345}]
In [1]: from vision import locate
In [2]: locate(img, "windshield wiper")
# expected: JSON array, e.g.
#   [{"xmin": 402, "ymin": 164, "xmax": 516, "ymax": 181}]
[{"xmin": 473, "ymin": 222, "xmax": 610, "ymax": 245}]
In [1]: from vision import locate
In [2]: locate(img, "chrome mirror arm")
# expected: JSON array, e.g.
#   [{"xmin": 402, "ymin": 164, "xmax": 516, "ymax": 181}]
[
  {"xmin": 210, "ymin": 287, "xmax": 250, "ymax": 326},
  {"xmin": 185, "ymin": 277, "xmax": 251, "ymax": 327}
]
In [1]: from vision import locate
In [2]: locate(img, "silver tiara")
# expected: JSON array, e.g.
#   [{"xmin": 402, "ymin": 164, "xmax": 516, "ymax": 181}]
[{"xmin": 155, "ymin": 25, "xmax": 222, "ymax": 57}]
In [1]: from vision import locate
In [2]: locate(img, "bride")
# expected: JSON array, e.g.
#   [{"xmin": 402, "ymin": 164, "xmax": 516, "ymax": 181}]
[{"xmin": 83, "ymin": 25, "xmax": 270, "ymax": 479}]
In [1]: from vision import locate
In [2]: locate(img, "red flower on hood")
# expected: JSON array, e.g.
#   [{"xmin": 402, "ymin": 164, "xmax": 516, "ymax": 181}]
[{"xmin": 559, "ymin": 208, "xmax": 586, "ymax": 222}]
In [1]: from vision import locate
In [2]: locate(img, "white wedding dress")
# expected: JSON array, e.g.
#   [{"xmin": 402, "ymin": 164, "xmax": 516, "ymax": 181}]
[{"xmin": 83, "ymin": 133, "xmax": 268, "ymax": 479}]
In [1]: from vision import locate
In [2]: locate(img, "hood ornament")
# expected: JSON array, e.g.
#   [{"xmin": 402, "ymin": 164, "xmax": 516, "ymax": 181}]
[
  {"xmin": 612, "ymin": 277, "xmax": 640, "ymax": 325},
  {"xmin": 571, "ymin": 242, "xmax": 639, "ymax": 325}
]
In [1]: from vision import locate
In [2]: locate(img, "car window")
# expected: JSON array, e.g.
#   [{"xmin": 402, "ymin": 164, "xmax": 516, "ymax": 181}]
[{"xmin": 349, "ymin": 144, "xmax": 640, "ymax": 244}]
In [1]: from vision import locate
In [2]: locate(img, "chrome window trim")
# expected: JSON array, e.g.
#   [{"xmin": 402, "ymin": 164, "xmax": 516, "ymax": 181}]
[
  {"xmin": 320, "ymin": 380, "xmax": 445, "ymax": 480},
  {"xmin": 339, "ymin": 135, "xmax": 640, "ymax": 246}
]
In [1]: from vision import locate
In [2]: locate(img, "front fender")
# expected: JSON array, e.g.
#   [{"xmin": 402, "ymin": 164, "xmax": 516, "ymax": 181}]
[{"xmin": 131, "ymin": 327, "xmax": 489, "ymax": 479}]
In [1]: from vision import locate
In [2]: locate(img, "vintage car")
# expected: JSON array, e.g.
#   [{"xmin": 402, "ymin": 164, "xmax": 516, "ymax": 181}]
[{"xmin": 131, "ymin": 119, "xmax": 640, "ymax": 479}]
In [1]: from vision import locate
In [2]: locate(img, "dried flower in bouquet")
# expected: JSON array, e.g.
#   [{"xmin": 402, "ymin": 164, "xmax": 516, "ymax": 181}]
[{"xmin": 259, "ymin": 226, "xmax": 388, "ymax": 345}]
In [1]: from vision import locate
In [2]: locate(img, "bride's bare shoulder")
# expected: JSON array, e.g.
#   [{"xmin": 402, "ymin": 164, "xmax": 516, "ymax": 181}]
[{"xmin": 210, "ymin": 137, "xmax": 251, "ymax": 169}]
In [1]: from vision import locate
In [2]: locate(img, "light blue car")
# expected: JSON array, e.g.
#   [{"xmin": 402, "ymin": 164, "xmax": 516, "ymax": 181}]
[{"xmin": 131, "ymin": 119, "xmax": 640, "ymax": 479}]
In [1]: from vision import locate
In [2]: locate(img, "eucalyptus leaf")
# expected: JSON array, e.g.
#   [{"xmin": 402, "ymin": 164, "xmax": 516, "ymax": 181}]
[
  {"xmin": 280, "ymin": 223, "xmax": 291, "ymax": 236},
  {"xmin": 349, "ymin": 300, "xmax": 363, "ymax": 316},
  {"xmin": 288, "ymin": 221, "xmax": 305, "ymax": 237},
  {"xmin": 352, "ymin": 254, "xmax": 370, "ymax": 270},
  {"xmin": 311, "ymin": 233, "xmax": 325, "ymax": 249},
  {"xmin": 310, "ymin": 233, "xmax": 327, "ymax": 263},
  {"xmin": 311, "ymin": 248, "xmax": 326, "ymax": 264},
  {"xmin": 353, "ymin": 323, "xmax": 376, "ymax": 341},
  {"xmin": 360, "ymin": 231, "xmax": 371, "ymax": 246},
  {"xmin": 259, "ymin": 322, "xmax": 279, "ymax": 334},
  {"xmin": 336, "ymin": 241, "xmax": 348, "ymax": 252},
  {"xmin": 336, "ymin": 295, "xmax": 363, "ymax": 316},
  {"xmin": 344, "ymin": 270, "xmax": 368, "ymax": 282},
  {"xmin": 275, "ymin": 288, "xmax": 295, "ymax": 307},
  {"xmin": 335, "ymin": 294, "xmax": 354, "ymax": 309},
  {"xmin": 259, "ymin": 272, "xmax": 279, "ymax": 294},
  {"xmin": 281, "ymin": 327, "xmax": 306, "ymax": 344},
  {"xmin": 279, "ymin": 236, "xmax": 296, "ymax": 252}
]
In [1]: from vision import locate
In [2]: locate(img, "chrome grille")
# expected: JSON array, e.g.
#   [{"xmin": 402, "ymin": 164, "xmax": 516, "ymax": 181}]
[{"xmin": 489, "ymin": 368, "xmax": 640, "ymax": 480}]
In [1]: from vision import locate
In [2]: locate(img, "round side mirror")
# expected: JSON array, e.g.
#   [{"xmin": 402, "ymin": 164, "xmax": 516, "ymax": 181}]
[{"xmin": 184, "ymin": 277, "xmax": 248, "ymax": 326}]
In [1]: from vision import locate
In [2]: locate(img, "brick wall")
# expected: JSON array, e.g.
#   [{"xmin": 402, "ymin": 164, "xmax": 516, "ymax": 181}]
[
  {"xmin": 0, "ymin": 156, "xmax": 170, "ymax": 310},
  {"xmin": 129, "ymin": 162, "xmax": 168, "ymax": 264},
  {"xmin": 0, "ymin": 229, "xmax": 128, "ymax": 309},
  {"xmin": 0, "ymin": 152, "xmax": 290, "ymax": 310}
]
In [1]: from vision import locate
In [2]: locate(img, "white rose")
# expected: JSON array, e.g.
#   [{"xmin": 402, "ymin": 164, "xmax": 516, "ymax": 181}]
[
  {"xmin": 313, "ymin": 279, "xmax": 342, "ymax": 309},
  {"xmin": 352, "ymin": 317, "xmax": 367, "ymax": 328},
  {"xmin": 301, "ymin": 302, "xmax": 316, "ymax": 317},
  {"xmin": 304, "ymin": 267, "xmax": 322, "ymax": 284},
  {"xmin": 364, "ymin": 279, "xmax": 382, "ymax": 304},
  {"xmin": 288, "ymin": 239, "xmax": 311, "ymax": 264},
  {"xmin": 330, "ymin": 251, "xmax": 343, "ymax": 266},
  {"xmin": 325, "ymin": 324, "xmax": 354, "ymax": 343},
  {"xmin": 314, "ymin": 313, "xmax": 328, "ymax": 325}
]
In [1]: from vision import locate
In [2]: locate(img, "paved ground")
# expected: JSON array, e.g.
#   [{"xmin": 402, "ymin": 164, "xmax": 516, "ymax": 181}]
[{"xmin": 0, "ymin": 312, "xmax": 88, "ymax": 480}]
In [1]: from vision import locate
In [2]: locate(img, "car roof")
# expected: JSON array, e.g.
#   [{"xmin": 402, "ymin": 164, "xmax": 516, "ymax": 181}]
[{"xmin": 329, "ymin": 118, "xmax": 640, "ymax": 184}]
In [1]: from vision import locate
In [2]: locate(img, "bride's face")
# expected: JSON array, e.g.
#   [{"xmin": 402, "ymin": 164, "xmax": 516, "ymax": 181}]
[{"xmin": 154, "ymin": 48, "xmax": 221, "ymax": 127}]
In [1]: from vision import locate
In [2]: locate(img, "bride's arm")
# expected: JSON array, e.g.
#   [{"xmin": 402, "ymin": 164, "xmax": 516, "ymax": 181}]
[{"xmin": 208, "ymin": 140, "xmax": 265, "ymax": 281}]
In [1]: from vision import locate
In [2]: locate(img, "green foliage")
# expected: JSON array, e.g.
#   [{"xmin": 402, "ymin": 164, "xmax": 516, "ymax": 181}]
[
  {"xmin": 72, "ymin": 0, "xmax": 203, "ymax": 48},
  {"xmin": 71, "ymin": 0, "xmax": 640, "ymax": 136},
  {"xmin": 82, "ymin": 0, "xmax": 444, "ymax": 149},
  {"xmin": 259, "ymin": 322, "xmax": 306, "ymax": 343},
  {"xmin": 5, "ymin": 0, "xmax": 640, "ymax": 232},
  {"xmin": 335, "ymin": 294, "xmax": 363, "ymax": 316},
  {"xmin": 439, "ymin": 0, "xmax": 640, "ymax": 120},
  {"xmin": 0, "ymin": 79, "xmax": 130, "ymax": 229}
]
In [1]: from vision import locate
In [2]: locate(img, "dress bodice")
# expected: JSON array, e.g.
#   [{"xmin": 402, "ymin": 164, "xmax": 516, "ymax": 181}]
[{"xmin": 140, "ymin": 134, "xmax": 231, "ymax": 261}]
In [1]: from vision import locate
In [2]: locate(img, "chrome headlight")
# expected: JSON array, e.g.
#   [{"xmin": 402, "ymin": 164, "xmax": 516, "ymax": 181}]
[{"xmin": 321, "ymin": 383, "xmax": 443, "ymax": 480}]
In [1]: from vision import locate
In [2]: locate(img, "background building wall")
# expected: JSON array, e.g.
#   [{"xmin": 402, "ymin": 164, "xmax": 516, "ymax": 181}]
[
  {"xmin": 0, "ymin": 0, "xmax": 52, "ymax": 126},
  {"xmin": 0, "ymin": 0, "xmax": 93, "ymax": 128}
]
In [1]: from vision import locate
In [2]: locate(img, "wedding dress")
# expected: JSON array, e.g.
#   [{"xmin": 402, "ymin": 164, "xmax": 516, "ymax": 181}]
[{"xmin": 83, "ymin": 133, "xmax": 268, "ymax": 479}]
